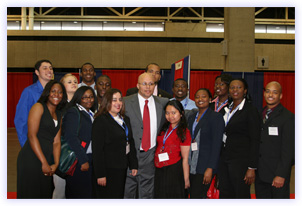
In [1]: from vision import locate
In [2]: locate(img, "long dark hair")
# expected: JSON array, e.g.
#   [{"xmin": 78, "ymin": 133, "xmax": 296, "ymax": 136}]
[
  {"xmin": 94, "ymin": 88, "xmax": 125, "ymax": 118},
  {"xmin": 37, "ymin": 80, "xmax": 67, "ymax": 110},
  {"xmin": 67, "ymin": 86, "xmax": 97, "ymax": 111},
  {"xmin": 160, "ymin": 100, "xmax": 188, "ymax": 142}
]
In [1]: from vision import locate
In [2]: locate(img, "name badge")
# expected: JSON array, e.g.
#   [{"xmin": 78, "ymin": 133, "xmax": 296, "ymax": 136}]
[
  {"xmin": 158, "ymin": 152, "xmax": 169, "ymax": 162},
  {"xmin": 269, "ymin": 127, "xmax": 278, "ymax": 136},
  {"xmin": 191, "ymin": 142, "xmax": 198, "ymax": 151},
  {"xmin": 126, "ymin": 142, "xmax": 130, "ymax": 154}
]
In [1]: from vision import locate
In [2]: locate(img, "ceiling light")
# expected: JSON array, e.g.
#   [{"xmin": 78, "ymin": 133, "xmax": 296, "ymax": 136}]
[
  {"xmin": 132, "ymin": 22, "xmax": 136, "ymax": 24},
  {"xmin": 74, "ymin": 21, "xmax": 78, "ymax": 24}
]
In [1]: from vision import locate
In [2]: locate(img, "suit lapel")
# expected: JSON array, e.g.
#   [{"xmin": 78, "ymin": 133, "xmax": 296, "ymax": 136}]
[
  {"xmin": 263, "ymin": 104, "xmax": 283, "ymax": 125},
  {"xmin": 194, "ymin": 109, "xmax": 210, "ymax": 138},
  {"xmin": 225, "ymin": 103, "xmax": 245, "ymax": 129},
  {"xmin": 154, "ymin": 96, "xmax": 163, "ymax": 130},
  {"xmin": 130, "ymin": 94, "xmax": 143, "ymax": 123}
]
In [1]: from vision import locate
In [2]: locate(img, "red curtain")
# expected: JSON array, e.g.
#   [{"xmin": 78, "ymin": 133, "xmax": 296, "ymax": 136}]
[
  {"xmin": 189, "ymin": 71, "xmax": 222, "ymax": 100},
  {"xmin": 102, "ymin": 69, "xmax": 144, "ymax": 96},
  {"xmin": 263, "ymin": 72, "xmax": 295, "ymax": 114},
  {"xmin": 7, "ymin": 73, "xmax": 33, "ymax": 128}
]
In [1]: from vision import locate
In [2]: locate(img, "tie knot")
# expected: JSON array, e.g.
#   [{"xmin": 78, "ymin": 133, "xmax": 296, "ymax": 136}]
[
  {"xmin": 266, "ymin": 109, "xmax": 272, "ymax": 114},
  {"xmin": 145, "ymin": 100, "xmax": 149, "ymax": 105}
]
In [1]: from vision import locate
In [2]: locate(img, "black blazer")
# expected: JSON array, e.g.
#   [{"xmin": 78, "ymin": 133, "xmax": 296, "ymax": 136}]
[
  {"xmin": 92, "ymin": 112, "xmax": 138, "ymax": 178},
  {"xmin": 188, "ymin": 108, "xmax": 224, "ymax": 174},
  {"xmin": 63, "ymin": 106, "xmax": 92, "ymax": 165},
  {"xmin": 257, "ymin": 103, "xmax": 295, "ymax": 183},
  {"xmin": 223, "ymin": 100, "xmax": 261, "ymax": 168},
  {"xmin": 126, "ymin": 87, "xmax": 173, "ymax": 99}
]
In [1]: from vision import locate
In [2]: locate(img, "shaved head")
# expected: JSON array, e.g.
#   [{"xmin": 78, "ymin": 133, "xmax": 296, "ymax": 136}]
[{"xmin": 265, "ymin": 81, "xmax": 282, "ymax": 93}]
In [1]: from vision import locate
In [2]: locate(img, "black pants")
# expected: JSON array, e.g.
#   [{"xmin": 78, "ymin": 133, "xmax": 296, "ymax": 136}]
[
  {"xmin": 255, "ymin": 172, "xmax": 290, "ymax": 199},
  {"xmin": 218, "ymin": 155, "xmax": 251, "ymax": 199},
  {"xmin": 189, "ymin": 173, "xmax": 212, "ymax": 199}
]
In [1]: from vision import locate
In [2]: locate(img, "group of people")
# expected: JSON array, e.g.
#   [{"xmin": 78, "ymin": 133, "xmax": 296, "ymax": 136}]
[{"xmin": 15, "ymin": 60, "xmax": 295, "ymax": 199}]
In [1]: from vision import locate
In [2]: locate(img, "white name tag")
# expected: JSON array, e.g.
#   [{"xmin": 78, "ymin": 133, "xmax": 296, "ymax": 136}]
[
  {"xmin": 269, "ymin": 127, "xmax": 279, "ymax": 136},
  {"xmin": 126, "ymin": 143, "xmax": 130, "ymax": 154},
  {"xmin": 191, "ymin": 142, "xmax": 198, "ymax": 151},
  {"xmin": 158, "ymin": 152, "xmax": 169, "ymax": 162}
]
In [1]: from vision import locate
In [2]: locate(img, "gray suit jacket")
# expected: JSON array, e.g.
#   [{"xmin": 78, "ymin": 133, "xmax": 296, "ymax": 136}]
[{"xmin": 124, "ymin": 93, "xmax": 169, "ymax": 152}]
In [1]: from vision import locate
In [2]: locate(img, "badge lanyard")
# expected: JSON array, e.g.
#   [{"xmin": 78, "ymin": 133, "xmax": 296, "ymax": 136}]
[
  {"xmin": 215, "ymin": 98, "xmax": 228, "ymax": 112},
  {"xmin": 183, "ymin": 98, "xmax": 189, "ymax": 110},
  {"xmin": 109, "ymin": 113, "xmax": 129, "ymax": 142},
  {"xmin": 192, "ymin": 108, "xmax": 208, "ymax": 141},
  {"xmin": 162, "ymin": 124, "xmax": 179, "ymax": 150},
  {"xmin": 225, "ymin": 103, "xmax": 241, "ymax": 126}
]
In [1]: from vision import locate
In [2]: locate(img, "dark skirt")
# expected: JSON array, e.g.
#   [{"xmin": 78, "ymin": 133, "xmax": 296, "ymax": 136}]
[
  {"xmin": 93, "ymin": 168, "xmax": 127, "ymax": 199},
  {"xmin": 154, "ymin": 159, "xmax": 185, "ymax": 199}
]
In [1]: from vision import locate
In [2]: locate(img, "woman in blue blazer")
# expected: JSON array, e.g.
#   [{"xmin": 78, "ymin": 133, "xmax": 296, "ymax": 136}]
[
  {"xmin": 63, "ymin": 86, "xmax": 97, "ymax": 199},
  {"xmin": 218, "ymin": 78, "xmax": 261, "ymax": 199},
  {"xmin": 188, "ymin": 88, "xmax": 224, "ymax": 198}
]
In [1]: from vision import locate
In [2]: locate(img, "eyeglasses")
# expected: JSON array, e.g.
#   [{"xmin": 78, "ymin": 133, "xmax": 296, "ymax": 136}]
[
  {"xmin": 139, "ymin": 82, "xmax": 155, "ymax": 86},
  {"xmin": 81, "ymin": 96, "xmax": 94, "ymax": 100}
]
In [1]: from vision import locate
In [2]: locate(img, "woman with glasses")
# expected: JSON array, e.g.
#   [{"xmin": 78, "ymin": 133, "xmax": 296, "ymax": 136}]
[
  {"xmin": 92, "ymin": 88, "xmax": 138, "ymax": 198},
  {"xmin": 62, "ymin": 86, "xmax": 97, "ymax": 198},
  {"xmin": 218, "ymin": 78, "xmax": 261, "ymax": 199}
]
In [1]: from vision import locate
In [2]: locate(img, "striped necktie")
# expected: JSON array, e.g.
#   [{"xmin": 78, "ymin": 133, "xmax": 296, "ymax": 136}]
[{"xmin": 263, "ymin": 108, "xmax": 272, "ymax": 123}]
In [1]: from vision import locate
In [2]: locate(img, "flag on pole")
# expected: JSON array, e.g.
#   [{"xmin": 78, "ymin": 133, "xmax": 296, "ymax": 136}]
[{"xmin": 171, "ymin": 55, "xmax": 191, "ymax": 94}]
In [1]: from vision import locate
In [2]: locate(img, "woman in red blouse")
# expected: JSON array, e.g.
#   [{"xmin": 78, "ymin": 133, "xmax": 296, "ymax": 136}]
[{"xmin": 154, "ymin": 100, "xmax": 191, "ymax": 198}]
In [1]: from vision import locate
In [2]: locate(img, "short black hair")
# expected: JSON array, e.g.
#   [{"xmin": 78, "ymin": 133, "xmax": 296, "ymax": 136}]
[
  {"xmin": 80, "ymin": 62, "xmax": 95, "ymax": 71},
  {"xmin": 97, "ymin": 75, "xmax": 111, "ymax": 84},
  {"xmin": 172, "ymin": 78, "xmax": 188, "ymax": 88},
  {"xmin": 37, "ymin": 80, "xmax": 67, "ymax": 110},
  {"xmin": 195, "ymin": 88, "xmax": 212, "ymax": 99},
  {"xmin": 215, "ymin": 73, "xmax": 233, "ymax": 86},
  {"xmin": 34, "ymin": 59, "xmax": 52, "ymax": 71},
  {"xmin": 145, "ymin": 63, "xmax": 160, "ymax": 72}
]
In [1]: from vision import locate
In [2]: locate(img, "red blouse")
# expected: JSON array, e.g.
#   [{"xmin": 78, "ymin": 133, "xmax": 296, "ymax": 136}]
[{"xmin": 154, "ymin": 125, "xmax": 191, "ymax": 168}]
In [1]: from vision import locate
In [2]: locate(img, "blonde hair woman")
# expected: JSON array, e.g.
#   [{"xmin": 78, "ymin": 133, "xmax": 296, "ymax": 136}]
[{"xmin": 60, "ymin": 73, "xmax": 78, "ymax": 102}]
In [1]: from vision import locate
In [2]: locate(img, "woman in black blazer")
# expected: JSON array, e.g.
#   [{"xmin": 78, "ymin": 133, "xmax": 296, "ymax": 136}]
[
  {"xmin": 188, "ymin": 88, "xmax": 224, "ymax": 198},
  {"xmin": 218, "ymin": 78, "xmax": 261, "ymax": 199},
  {"xmin": 63, "ymin": 86, "xmax": 97, "ymax": 199},
  {"xmin": 92, "ymin": 88, "xmax": 138, "ymax": 199}
]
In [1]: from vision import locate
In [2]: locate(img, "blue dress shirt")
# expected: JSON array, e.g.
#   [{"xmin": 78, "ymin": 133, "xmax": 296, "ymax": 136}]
[{"xmin": 14, "ymin": 80, "xmax": 44, "ymax": 147}]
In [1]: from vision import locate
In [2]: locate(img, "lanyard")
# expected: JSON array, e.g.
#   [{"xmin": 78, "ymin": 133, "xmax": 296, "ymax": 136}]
[
  {"xmin": 162, "ymin": 124, "xmax": 179, "ymax": 149},
  {"xmin": 225, "ymin": 103, "xmax": 241, "ymax": 126},
  {"xmin": 183, "ymin": 98, "xmax": 189, "ymax": 109},
  {"xmin": 215, "ymin": 98, "xmax": 228, "ymax": 112},
  {"xmin": 109, "ymin": 113, "xmax": 129, "ymax": 141},
  {"xmin": 192, "ymin": 108, "xmax": 208, "ymax": 140}
]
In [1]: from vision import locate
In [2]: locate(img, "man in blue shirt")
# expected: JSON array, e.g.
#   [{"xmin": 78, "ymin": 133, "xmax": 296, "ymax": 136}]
[
  {"xmin": 171, "ymin": 78, "xmax": 197, "ymax": 111},
  {"xmin": 14, "ymin": 59, "xmax": 54, "ymax": 147}
]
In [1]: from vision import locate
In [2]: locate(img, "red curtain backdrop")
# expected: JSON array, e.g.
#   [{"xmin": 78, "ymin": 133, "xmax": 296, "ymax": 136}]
[
  {"xmin": 263, "ymin": 72, "xmax": 295, "ymax": 114},
  {"xmin": 7, "ymin": 73, "xmax": 34, "ymax": 128},
  {"xmin": 189, "ymin": 71, "xmax": 222, "ymax": 100},
  {"xmin": 102, "ymin": 69, "xmax": 144, "ymax": 96}
]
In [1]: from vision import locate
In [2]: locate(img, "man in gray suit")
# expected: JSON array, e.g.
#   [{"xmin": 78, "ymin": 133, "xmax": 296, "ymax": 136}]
[{"xmin": 124, "ymin": 73, "xmax": 169, "ymax": 198}]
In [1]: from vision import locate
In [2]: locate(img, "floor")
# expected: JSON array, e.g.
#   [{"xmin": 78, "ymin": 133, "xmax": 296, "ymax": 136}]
[{"xmin": 7, "ymin": 128, "xmax": 295, "ymax": 198}]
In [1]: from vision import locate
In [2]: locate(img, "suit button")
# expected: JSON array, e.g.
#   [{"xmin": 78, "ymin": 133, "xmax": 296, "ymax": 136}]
[
  {"xmin": 260, "ymin": 140, "xmax": 263, "ymax": 143},
  {"xmin": 261, "ymin": 128, "xmax": 264, "ymax": 130},
  {"xmin": 259, "ymin": 154, "xmax": 262, "ymax": 157}
]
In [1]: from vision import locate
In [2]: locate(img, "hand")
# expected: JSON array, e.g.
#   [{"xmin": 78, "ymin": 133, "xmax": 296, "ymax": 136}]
[
  {"xmin": 49, "ymin": 164, "xmax": 57, "ymax": 176},
  {"xmin": 272, "ymin": 176, "xmax": 285, "ymax": 188},
  {"xmin": 41, "ymin": 162, "xmax": 52, "ymax": 176},
  {"xmin": 244, "ymin": 169, "xmax": 255, "ymax": 185},
  {"xmin": 184, "ymin": 178, "xmax": 190, "ymax": 189},
  {"xmin": 97, "ymin": 177, "xmax": 106, "ymax": 186},
  {"xmin": 81, "ymin": 162, "xmax": 89, "ymax": 171},
  {"xmin": 203, "ymin": 168, "xmax": 213, "ymax": 185},
  {"xmin": 130, "ymin": 169, "xmax": 138, "ymax": 176}
]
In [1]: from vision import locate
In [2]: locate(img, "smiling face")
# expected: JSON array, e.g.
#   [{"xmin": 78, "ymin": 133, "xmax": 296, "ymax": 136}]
[
  {"xmin": 109, "ymin": 92, "xmax": 123, "ymax": 116},
  {"xmin": 229, "ymin": 80, "xmax": 247, "ymax": 102},
  {"xmin": 81, "ymin": 64, "xmax": 96, "ymax": 84},
  {"xmin": 137, "ymin": 73, "xmax": 156, "ymax": 99},
  {"xmin": 195, "ymin": 89, "xmax": 211, "ymax": 110},
  {"xmin": 172, "ymin": 80, "xmax": 188, "ymax": 101},
  {"xmin": 63, "ymin": 75, "xmax": 78, "ymax": 94},
  {"xmin": 165, "ymin": 105, "xmax": 182, "ymax": 128},
  {"xmin": 48, "ymin": 83, "xmax": 63, "ymax": 107},
  {"xmin": 214, "ymin": 77, "xmax": 228, "ymax": 97},
  {"xmin": 35, "ymin": 62, "xmax": 54, "ymax": 84},
  {"xmin": 80, "ymin": 89, "xmax": 95, "ymax": 111},
  {"xmin": 264, "ymin": 82, "xmax": 282, "ymax": 108}
]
